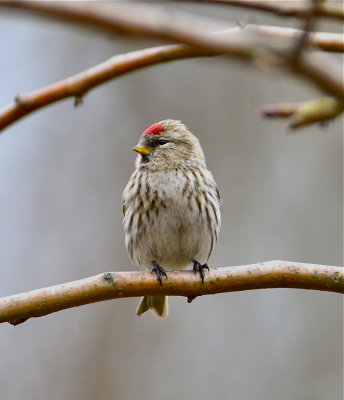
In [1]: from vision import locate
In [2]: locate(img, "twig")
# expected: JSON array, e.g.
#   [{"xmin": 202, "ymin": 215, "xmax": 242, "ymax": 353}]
[
  {"xmin": 0, "ymin": 2, "xmax": 343, "ymax": 132},
  {"xmin": 0, "ymin": 1, "xmax": 248, "ymax": 54},
  {"xmin": 0, "ymin": 2, "xmax": 343, "ymax": 95},
  {"xmin": 0, "ymin": 2, "xmax": 342, "ymax": 101},
  {"xmin": 291, "ymin": 0, "xmax": 320, "ymax": 60},
  {"xmin": 191, "ymin": 0, "xmax": 344, "ymax": 21},
  {"xmin": 258, "ymin": 97, "xmax": 344, "ymax": 129},
  {"xmin": 0, "ymin": 23, "xmax": 343, "ymax": 133},
  {"xmin": 0, "ymin": 44, "xmax": 217, "ymax": 132},
  {"xmin": 1, "ymin": 1, "xmax": 343, "ymax": 51},
  {"xmin": 0, "ymin": 261, "xmax": 342, "ymax": 325},
  {"xmin": 245, "ymin": 25, "xmax": 344, "ymax": 53},
  {"xmin": 1, "ymin": 24, "xmax": 341, "ymax": 133}
]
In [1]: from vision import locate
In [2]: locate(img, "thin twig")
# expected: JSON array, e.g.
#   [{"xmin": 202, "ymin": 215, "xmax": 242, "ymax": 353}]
[
  {"xmin": 191, "ymin": 0, "xmax": 344, "ymax": 21},
  {"xmin": 258, "ymin": 97, "xmax": 344, "ymax": 129},
  {"xmin": 292, "ymin": 0, "xmax": 320, "ymax": 60},
  {"xmin": 0, "ymin": 261, "xmax": 342, "ymax": 325},
  {"xmin": 0, "ymin": 44, "xmax": 217, "ymax": 132},
  {"xmin": 245, "ymin": 25, "xmax": 344, "ymax": 53}
]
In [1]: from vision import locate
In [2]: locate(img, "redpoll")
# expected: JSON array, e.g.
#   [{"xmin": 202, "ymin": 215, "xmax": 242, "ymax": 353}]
[{"xmin": 122, "ymin": 120, "xmax": 221, "ymax": 317}]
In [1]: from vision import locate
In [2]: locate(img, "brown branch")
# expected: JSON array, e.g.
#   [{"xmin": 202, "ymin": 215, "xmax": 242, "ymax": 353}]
[
  {"xmin": 291, "ymin": 0, "xmax": 319, "ymax": 60},
  {"xmin": 1, "ymin": 2, "xmax": 342, "ymax": 54},
  {"xmin": 0, "ymin": 261, "xmax": 342, "ymax": 325},
  {"xmin": 1, "ymin": 1, "xmax": 343, "ymax": 52},
  {"xmin": 258, "ymin": 97, "xmax": 344, "ymax": 129},
  {"xmin": 245, "ymin": 25, "xmax": 344, "ymax": 53},
  {"xmin": 0, "ymin": 0, "xmax": 248, "ymax": 53},
  {"xmin": 2, "ymin": 0, "xmax": 344, "ymax": 22},
  {"xmin": 0, "ymin": 2, "xmax": 343, "ymax": 132},
  {"xmin": 192, "ymin": 0, "xmax": 344, "ymax": 21},
  {"xmin": 0, "ymin": 2, "xmax": 343, "ymax": 97},
  {"xmin": 0, "ymin": 24, "xmax": 343, "ymax": 133},
  {"xmin": 0, "ymin": 44, "xmax": 217, "ymax": 133}
]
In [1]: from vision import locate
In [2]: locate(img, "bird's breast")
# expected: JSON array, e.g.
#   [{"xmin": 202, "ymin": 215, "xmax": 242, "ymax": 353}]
[{"xmin": 123, "ymin": 167, "xmax": 220, "ymax": 270}]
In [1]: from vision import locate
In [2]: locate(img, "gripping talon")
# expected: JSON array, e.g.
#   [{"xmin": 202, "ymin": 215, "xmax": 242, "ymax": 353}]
[
  {"xmin": 192, "ymin": 259, "xmax": 209, "ymax": 283},
  {"xmin": 151, "ymin": 261, "xmax": 168, "ymax": 286}
]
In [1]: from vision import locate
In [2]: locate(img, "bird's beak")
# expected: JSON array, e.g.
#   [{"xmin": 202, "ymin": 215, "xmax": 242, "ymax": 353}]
[{"xmin": 132, "ymin": 145, "xmax": 151, "ymax": 156}]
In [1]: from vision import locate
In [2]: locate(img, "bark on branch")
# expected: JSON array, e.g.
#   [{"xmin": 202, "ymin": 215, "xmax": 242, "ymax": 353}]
[
  {"xmin": 0, "ymin": 44, "xmax": 212, "ymax": 133},
  {"xmin": 0, "ymin": 1, "xmax": 343, "ymax": 99},
  {"xmin": 0, "ymin": 25, "xmax": 343, "ymax": 133},
  {"xmin": 193, "ymin": 0, "xmax": 344, "ymax": 21},
  {"xmin": 0, "ymin": 261, "xmax": 342, "ymax": 326},
  {"xmin": 1, "ymin": 0, "xmax": 343, "ymax": 22},
  {"xmin": 258, "ymin": 97, "xmax": 344, "ymax": 129}
]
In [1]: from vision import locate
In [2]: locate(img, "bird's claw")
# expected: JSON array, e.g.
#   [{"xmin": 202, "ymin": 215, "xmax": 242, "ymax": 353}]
[
  {"xmin": 192, "ymin": 259, "xmax": 209, "ymax": 283},
  {"xmin": 151, "ymin": 261, "xmax": 168, "ymax": 286},
  {"xmin": 187, "ymin": 295, "xmax": 197, "ymax": 303}
]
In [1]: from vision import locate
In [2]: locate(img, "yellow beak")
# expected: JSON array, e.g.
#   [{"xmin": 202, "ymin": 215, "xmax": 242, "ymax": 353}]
[{"xmin": 132, "ymin": 145, "xmax": 151, "ymax": 156}]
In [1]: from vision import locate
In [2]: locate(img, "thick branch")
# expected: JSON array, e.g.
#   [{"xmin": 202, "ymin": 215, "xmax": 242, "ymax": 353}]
[{"xmin": 0, "ymin": 261, "xmax": 342, "ymax": 325}]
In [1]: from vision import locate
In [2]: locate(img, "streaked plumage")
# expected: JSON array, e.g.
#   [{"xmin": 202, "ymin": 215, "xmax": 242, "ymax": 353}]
[{"xmin": 122, "ymin": 120, "xmax": 221, "ymax": 317}]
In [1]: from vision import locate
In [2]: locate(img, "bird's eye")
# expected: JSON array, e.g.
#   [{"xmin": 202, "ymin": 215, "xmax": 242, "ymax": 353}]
[{"xmin": 158, "ymin": 139, "xmax": 169, "ymax": 145}]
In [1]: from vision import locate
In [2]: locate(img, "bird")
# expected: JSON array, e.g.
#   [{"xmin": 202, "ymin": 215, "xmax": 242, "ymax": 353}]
[{"xmin": 122, "ymin": 119, "xmax": 221, "ymax": 317}]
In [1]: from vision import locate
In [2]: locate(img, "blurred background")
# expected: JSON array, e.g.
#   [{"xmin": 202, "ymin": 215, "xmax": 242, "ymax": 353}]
[{"xmin": 0, "ymin": 3, "xmax": 342, "ymax": 400}]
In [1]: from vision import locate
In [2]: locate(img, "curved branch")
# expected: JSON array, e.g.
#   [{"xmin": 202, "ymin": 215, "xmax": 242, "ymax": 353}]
[
  {"xmin": 0, "ymin": 44, "xmax": 215, "ymax": 132},
  {"xmin": 0, "ymin": 261, "xmax": 342, "ymax": 325},
  {"xmin": 0, "ymin": 2, "xmax": 343, "ymax": 99},
  {"xmin": 0, "ymin": 25, "xmax": 343, "ymax": 133}
]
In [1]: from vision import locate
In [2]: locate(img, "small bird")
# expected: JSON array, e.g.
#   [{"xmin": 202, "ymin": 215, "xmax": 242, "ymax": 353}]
[{"xmin": 122, "ymin": 120, "xmax": 221, "ymax": 317}]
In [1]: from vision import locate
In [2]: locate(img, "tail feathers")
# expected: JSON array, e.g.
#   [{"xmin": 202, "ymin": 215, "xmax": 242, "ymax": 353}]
[{"xmin": 136, "ymin": 295, "xmax": 168, "ymax": 317}]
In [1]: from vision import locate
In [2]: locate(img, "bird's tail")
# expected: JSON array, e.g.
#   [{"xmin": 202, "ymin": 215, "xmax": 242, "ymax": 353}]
[{"xmin": 136, "ymin": 295, "xmax": 168, "ymax": 317}]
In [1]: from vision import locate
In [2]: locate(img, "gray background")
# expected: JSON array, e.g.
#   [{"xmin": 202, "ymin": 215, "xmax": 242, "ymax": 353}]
[{"xmin": 0, "ymin": 3, "xmax": 342, "ymax": 400}]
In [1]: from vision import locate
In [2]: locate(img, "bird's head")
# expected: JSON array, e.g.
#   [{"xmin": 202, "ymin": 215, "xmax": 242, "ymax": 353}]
[{"xmin": 133, "ymin": 120, "xmax": 205, "ymax": 168}]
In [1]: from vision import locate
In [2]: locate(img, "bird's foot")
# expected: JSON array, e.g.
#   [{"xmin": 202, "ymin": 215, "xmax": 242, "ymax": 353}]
[
  {"xmin": 151, "ymin": 261, "xmax": 168, "ymax": 286},
  {"xmin": 192, "ymin": 259, "xmax": 209, "ymax": 283},
  {"xmin": 187, "ymin": 295, "xmax": 197, "ymax": 303}
]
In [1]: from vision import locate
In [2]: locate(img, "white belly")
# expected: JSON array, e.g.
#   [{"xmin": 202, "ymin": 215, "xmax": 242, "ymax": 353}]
[
  {"xmin": 123, "ymin": 166, "xmax": 220, "ymax": 271},
  {"xmin": 135, "ymin": 199, "xmax": 211, "ymax": 270}
]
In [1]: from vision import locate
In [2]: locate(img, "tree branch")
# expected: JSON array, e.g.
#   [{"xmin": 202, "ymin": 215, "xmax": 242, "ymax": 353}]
[
  {"xmin": 2, "ymin": 0, "xmax": 343, "ymax": 22},
  {"xmin": 0, "ymin": 44, "xmax": 216, "ymax": 133},
  {"xmin": 0, "ymin": 24, "xmax": 343, "ymax": 133},
  {"xmin": 290, "ymin": 0, "xmax": 319, "ymax": 61},
  {"xmin": 0, "ymin": 261, "xmax": 342, "ymax": 325},
  {"xmin": 0, "ymin": 2, "xmax": 343, "ymax": 99},
  {"xmin": 245, "ymin": 25, "xmax": 344, "ymax": 53},
  {"xmin": 193, "ymin": 0, "xmax": 344, "ymax": 21},
  {"xmin": 259, "ymin": 97, "xmax": 344, "ymax": 129}
]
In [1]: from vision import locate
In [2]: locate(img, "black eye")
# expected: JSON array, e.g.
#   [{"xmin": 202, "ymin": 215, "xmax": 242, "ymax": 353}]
[{"xmin": 158, "ymin": 139, "xmax": 169, "ymax": 145}]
